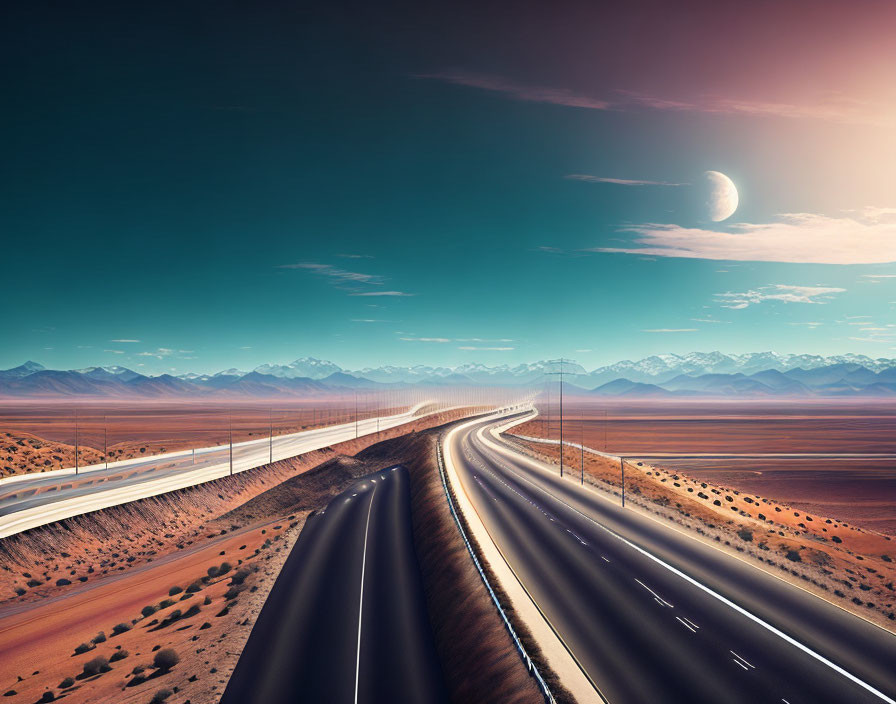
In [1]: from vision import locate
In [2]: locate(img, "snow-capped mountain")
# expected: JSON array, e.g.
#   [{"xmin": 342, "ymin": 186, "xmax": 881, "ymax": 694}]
[
  {"xmin": 4, "ymin": 351, "xmax": 896, "ymax": 398},
  {"xmin": 253, "ymin": 357, "xmax": 342, "ymax": 380}
]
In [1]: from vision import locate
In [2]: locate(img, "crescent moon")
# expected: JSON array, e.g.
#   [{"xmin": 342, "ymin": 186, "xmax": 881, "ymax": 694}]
[{"xmin": 705, "ymin": 170, "xmax": 738, "ymax": 221}]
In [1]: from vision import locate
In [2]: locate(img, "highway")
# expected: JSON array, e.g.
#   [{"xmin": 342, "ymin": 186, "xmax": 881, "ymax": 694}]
[
  {"xmin": 221, "ymin": 466, "xmax": 446, "ymax": 704},
  {"xmin": 0, "ymin": 404, "xmax": 440, "ymax": 538},
  {"xmin": 446, "ymin": 413, "xmax": 896, "ymax": 704}
]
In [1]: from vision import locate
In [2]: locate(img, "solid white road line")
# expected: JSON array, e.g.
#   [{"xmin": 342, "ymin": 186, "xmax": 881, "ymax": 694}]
[{"xmin": 354, "ymin": 481, "xmax": 378, "ymax": 704}]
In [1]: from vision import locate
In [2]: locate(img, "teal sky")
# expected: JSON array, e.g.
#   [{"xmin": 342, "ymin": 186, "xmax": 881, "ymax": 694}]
[{"xmin": 4, "ymin": 1, "xmax": 896, "ymax": 374}]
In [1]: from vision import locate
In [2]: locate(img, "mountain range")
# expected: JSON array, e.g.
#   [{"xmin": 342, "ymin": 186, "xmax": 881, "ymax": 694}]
[{"xmin": 1, "ymin": 353, "xmax": 896, "ymax": 398}]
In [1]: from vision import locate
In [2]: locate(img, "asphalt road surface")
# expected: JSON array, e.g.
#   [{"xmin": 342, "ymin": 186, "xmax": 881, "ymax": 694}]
[
  {"xmin": 221, "ymin": 465, "xmax": 447, "ymax": 704},
  {"xmin": 447, "ymin": 414, "xmax": 896, "ymax": 704},
  {"xmin": 0, "ymin": 404, "xmax": 433, "ymax": 538}
]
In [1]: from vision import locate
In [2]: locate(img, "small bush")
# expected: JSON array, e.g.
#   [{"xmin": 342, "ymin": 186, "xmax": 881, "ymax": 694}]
[
  {"xmin": 230, "ymin": 568, "xmax": 251, "ymax": 586},
  {"xmin": 206, "ymin": 566, "xmax": 219, "ymax": 578},
  {"xmin": 832, "ymin": 536, "xmax": 842, "ymax": 544},
  {"xmin": 59, "ymin": 677, "xmax": 75, "ymax": 689},
  {"xmin": 82, "ymin": 656, "xmax": 110, "ymax": 677},
  {"xmin": 110, "ymin": 649, "xmax": 129, "ymax": 662},
  {"xmin": 73, "ymin": 642, "xmax": 93, "ymax": 655},
  {"xmin": 55, "ymin": 578, "xmax": 72, "ymax": 587},
  {"xmin": 39, "ymin": 692, "xmax": 55, "ymax": 703},
  {"xmin": 203, "ymin": 595, "xmax": 212, "ymax": 605},
  {"xmin": 112, "ymin": 622, "xmax": 132, "ymax": 636},
  {"xmin": 168, "ymin": 586, "xmax": 182, "ymax": 596},
  {"xmin": 218, "ymin": 562, "xmax": 233, "ymax": 575},
  {"xmin": 153, "ymin": 649, "xmax": 179, "ymax": 673},
  {"xmin": 141, "ymin": 605, "xmax": 158, "ymax": 618},
  {"xmin": 185, "ymin": 581, "xmax": 202, "ymax": 594},
  {"xmin": 92, "ymin": 631, "xmax": 107, "ymax": 644},
  {"xmin": 737, "ymin": 528, "xmax": 754, "ymax": 542},
  {"xmin": 151, "ymin": 689, "xmax": 173, "ymax": 703},
  {"xmin": 183, "ymin": 604, "xmax": 201, "ymax": 618},
  {"xmin": 785, "ymin": 550, "xmax": 802, "ymax": 563},
  {"xmin": 159, "ymin": 599, "xmax": 175, "ymax": 609}
]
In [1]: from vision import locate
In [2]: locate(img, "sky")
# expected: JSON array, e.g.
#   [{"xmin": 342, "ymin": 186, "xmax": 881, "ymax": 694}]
[{"xmin": 3, "ymin": 0, "xmax": 896, "ymax": 374}]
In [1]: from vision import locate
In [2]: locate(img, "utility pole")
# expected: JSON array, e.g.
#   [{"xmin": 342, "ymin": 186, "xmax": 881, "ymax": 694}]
[
  {"xmin": 74, "ymin": 409, "xmax": 79, "ymax": 476},
  {"xmin": 354, "ymin": 391, "xmax": 359, "ymax": 439},
  {"xmin": 103, "ymin": 414, "xmax": 108, "ymax": 470},
  {"xmin": 269, "ymin": 406, "xmax": 273, "ymax": 465},
  {"xmin": 229, "ymin": 412, "xmax": 233, "ymax": 476},
  {"xmin": 546, "ymin": 359, "xmax": 571, "ymax": 478}
]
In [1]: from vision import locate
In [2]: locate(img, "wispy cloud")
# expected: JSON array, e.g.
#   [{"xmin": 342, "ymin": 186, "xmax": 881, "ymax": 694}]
[
  {"xmin": 416, "ymin": 72, "xmax": 612, "ymax": 110},
  {"xmin": 349, "ymin": 291, "xmax": 415, "ymax": 297},
  {"xmin": 351, "ymin": 319, "xmax": 389, "ymax": 323},
  {"xmin": 136, "ymin": 348, "xmax": 194, "ymax": 360},
  {"xmin": 337, "ymin": 253, "xmax": 374, "ymax": 259},
  {"xmin": 418, "ymin": 72, "xmax": 892, "ymax": 126},
  {"xmin": 458, "ymin": 345, "xmax": 515, "ymax": 351},
  {"xmin": 400, "ymin": 337, "xmax": 452, "ymax": 343},
  {"xmin": 104, "ymin": 349, "xmax": 125, "ymax": 354},
  {"xmin": 400, "ymin": 336, "xmax": 513, "ymax": 344},
  {"xmin": 278, "ymin": 262, "xmax": 384, "ymax": 288},
  {"xmin": 594, "ymin": 212, "xmax": 896, "ymax": 264},
  {"xmin": 715, "ymin": 284, "xmax": 845, "ymax": 309},
  {"xmin": 690, "ymin": 318, "xmax": 729, "ymax": 324},
  {"xmin": 641, "ymin": 328, "xmax": 698, "ymax": 333},
  {"xmin": 109, "ymin": 339, "xmax": 140, "ymax": 343},
  {"xmin": 565, "ymin": 174, "xmax": 685, "ymax": 187}
]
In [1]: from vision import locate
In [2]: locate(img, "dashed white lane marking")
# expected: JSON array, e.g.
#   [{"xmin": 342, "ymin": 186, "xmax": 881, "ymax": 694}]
[
  {"xmin": 683, "ymin": 617, "xmax": 699, "ymax": 630},
  {"xmin": 733, "ymin": 659, "xmax": 749, "ymax": 671},
  {"xmin": 676, "ymin": 616, "xmax": 697, "ymax": 633},
  {"xmin": 731, "ymin": 651, "xmax": 755, "ymax": 669},
  {"xmin": 634, "ymin": 578, "xmax": 674, "ymax": 608},
  {"xmin": 601, "ymin": 556, "xmax": 610, "ymax": 563}
]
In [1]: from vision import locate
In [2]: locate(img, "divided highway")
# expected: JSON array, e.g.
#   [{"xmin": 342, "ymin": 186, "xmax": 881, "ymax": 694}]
[
  {"xmin": 221, "ymin": 466, "xmax": 446, "ymax": 704},
  {"xmin": 0, "ymin": 404, "xmax": 439, "ymax": 538},
  {"xmin": 446, "ymin": 413, "xmax": 896, "ymax": 704}
]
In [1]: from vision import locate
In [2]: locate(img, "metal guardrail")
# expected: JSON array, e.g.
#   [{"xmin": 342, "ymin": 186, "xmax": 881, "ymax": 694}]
[{"xmin": 436, "ymin": 437, "xmax": 557, "ymax": 704}]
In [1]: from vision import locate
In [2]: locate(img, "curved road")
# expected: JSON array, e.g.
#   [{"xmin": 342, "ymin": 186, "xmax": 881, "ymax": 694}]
[
  {"xmin": 446, "ymin": 414, "xmax": 896, "ymax": 704},
  {"xmin": 221, "ymin": 466, "xmax": 447, "ymax": 704}
]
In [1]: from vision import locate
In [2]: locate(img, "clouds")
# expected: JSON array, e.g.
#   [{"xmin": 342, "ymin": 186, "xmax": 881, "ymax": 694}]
[
  {"xmin": 596, "ymin": 212, "xmax": 896, "ymax": 264},
  {"xmin": 641, "ymin": 328, "xmax": 698, "ymax": 333},
  {"xmin": 136, "ymin": 348, "xmax": 195, "ymax": 360},
  {"xmin": 109, "ymin": 339, "xmax": 140, "ymax": 343},
  {"xmin": 279, "ymin": 262, "xmax": 384, "ymax": 287},
  {"xmin": 565, "ymin": 174, "xmax": 684, "ymax": 187},
  {"xmin": 715, "ymin": 284, "xmax": 846, "ymax": 309},
  {"xmin": 415, "ymin": 72, "xmax": 612, "ymax": 110},
  {"xmin": 349, "ymin": 291, "xmax": 415, "ymax": 297},
  {"xmin": 280, "ymin": 261, "xmax": 416, "ymax": 297},
  {"xmin": 400, "ymin": 336, "xmax": 515, "ymax": 351},
  {"xmin": 418, "ymin": 73, "xmax": 891, "ymax": 126},
  {"xmin": 458, "ymin": 346, "xmax": 515, "ymax": 351}
]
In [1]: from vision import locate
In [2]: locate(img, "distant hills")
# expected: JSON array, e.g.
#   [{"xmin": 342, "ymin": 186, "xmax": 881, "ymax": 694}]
[{"xmin": 2, "ymin": 353, "xmax": 896, "ymax": 398}]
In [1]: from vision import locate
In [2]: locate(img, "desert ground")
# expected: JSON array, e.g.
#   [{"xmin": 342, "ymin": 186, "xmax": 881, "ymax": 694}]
[
  {"xmin": 0, "ymin": 408, "xmax": 551, "ymax": 704},
  {"xmin": 0, "ymin": 400, "xmax": 403, "ymax": 478},
  {"xmin": 506, "ymin": 407, "xmax": 896, "ymax": 634},
  {"xmin": 524, "ymin": 399, "xmax": 896, "ymax": 534}
]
